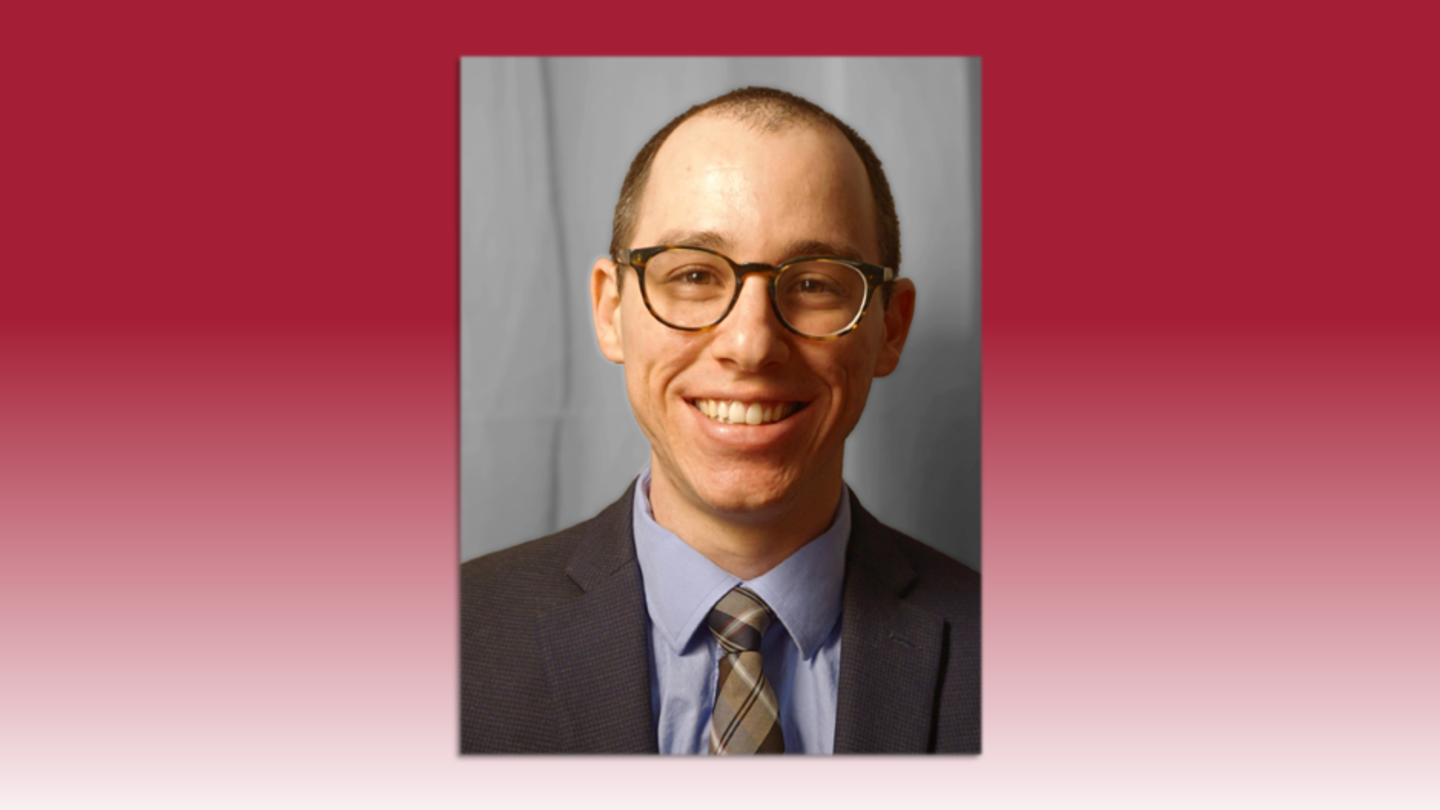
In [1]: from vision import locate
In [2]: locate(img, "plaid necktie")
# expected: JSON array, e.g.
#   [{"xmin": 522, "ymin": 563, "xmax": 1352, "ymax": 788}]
[{"xmin": 707, "ymin": 586, "xmax": 785, "ymax": 754}]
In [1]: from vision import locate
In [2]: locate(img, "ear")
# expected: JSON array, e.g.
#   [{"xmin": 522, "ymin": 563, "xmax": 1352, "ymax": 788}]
[
  {"xmin": 872, "ymin": 277, "xmax": 916, "ymax": 378},
  {"xmin": 591, "ymin": 258, "xmax": 625, "ymax": 364}
]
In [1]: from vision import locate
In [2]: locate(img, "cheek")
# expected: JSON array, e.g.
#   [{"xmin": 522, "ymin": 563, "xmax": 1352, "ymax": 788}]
[
  {"xmin": 620, "ymin": 317, "xmax": 695, "ymax": 414},
  {"xmin": 809, "ymin": 339, "xmax": 881, "ymax": 395},
  {"xmin": 815, "ymin": 346, "xmax": 882, "ymax": 427}
]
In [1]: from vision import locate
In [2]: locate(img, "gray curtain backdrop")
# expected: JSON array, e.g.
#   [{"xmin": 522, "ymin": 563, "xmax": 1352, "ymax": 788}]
[{"xmin": 461, "ymin": 58, "xmax": 980, "ymax": 571}]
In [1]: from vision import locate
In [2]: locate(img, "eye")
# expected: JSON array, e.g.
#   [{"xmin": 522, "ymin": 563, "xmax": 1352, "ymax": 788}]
[
  {"xmin": 795, "ymin": 277, "xmax": 838, "ymax": 295},
  {"xmin": 662, "ymin": 266, "xmax": 724, "ymax": 286},
  {"xmin": 785, "ymin": 275, "xmax": 844, "ymax": 297}
]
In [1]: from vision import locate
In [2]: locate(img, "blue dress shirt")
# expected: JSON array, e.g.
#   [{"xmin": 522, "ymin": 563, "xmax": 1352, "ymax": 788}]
[{"xmin": 632, "ymin": 464, "xmax": 850, "ymax": 754}]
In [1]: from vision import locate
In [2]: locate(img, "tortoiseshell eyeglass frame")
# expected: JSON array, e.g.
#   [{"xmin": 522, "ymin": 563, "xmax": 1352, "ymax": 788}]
[{"xmin": 614, "ymin": 245, "xmax": 896, "ymax": 340}]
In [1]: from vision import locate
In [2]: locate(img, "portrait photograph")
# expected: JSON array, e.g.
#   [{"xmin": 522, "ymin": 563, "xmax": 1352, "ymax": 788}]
[{"xmin": 459, "ymin": 57, "xmax": 981, "ymax": 754}]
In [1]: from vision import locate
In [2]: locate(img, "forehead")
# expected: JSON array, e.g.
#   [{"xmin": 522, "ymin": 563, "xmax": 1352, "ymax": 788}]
[{"xmin": 633, "ymin": 113, "xmax": 879, "ymax": 261}]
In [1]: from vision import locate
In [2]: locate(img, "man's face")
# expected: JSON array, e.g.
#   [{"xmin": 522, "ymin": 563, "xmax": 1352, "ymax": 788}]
[{"xmin": 592, "ymin": 114, "xmax": 914, "ymax": 524}]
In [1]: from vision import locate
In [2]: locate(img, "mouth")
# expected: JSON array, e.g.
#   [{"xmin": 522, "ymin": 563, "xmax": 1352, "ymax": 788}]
[{"xmin": 690, "ymin": 398, "xmax": 809, "ymax": 426}]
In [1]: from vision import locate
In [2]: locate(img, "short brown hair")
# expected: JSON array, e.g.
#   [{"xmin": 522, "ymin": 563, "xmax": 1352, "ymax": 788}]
[{"xmin": 610, "ymin": 87, "xmax": 901, "ymax": 289}]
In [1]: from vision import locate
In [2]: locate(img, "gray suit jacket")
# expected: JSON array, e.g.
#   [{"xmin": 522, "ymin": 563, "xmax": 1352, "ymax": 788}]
[{"xmin": 460, "ymin": 481, "xmax": 980, "ymax": 753}]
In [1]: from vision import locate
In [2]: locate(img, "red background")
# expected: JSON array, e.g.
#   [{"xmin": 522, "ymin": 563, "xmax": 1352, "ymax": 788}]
[{"xmin": 2, "ymin": 2, "xmax": 1436, "ymax": 808}]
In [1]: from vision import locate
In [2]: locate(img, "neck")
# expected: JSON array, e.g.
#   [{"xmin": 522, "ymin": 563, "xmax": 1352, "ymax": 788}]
[{"xmin": 647, "ymin": 462, "xmax": 843, "ymax": 581}]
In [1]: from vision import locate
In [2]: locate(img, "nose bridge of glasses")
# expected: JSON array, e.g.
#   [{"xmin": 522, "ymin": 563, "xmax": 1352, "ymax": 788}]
[
  {"xmin": 729, "ymin": 263, "xmax": 780, "ymax": 316},
  {"xmin": 733, "ymin": 261, "xmax": 782, "ymax": 283}
]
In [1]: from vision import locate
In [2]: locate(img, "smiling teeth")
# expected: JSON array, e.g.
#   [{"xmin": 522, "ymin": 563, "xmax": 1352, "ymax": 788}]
[{"xmin": 695, "ymin": 399, "xmax": 796, "ymax": 425}]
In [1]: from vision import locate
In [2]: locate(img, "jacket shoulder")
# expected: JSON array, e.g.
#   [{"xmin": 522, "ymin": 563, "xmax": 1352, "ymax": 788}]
[
  {"xmin": 461, "ymin": 526, "xmax": 585, "ymax": 609},
  {"xmin": 460, "ymin": 531, "xmax": 582, "ymax": 754},
  {"xmin": 460, "ymin": 487, "xmax": 637, "ymax": 754},
  {"xmin": 888, "ymin": 529, "xmax": 981, "ymax": 615},
  {"xmin": 460, "ymin": 481, "xmax": 636, "ymax": 611},
  {"xmin": 847, "ymin": 497, "xmax": 980, "ymax": 620},
  {"xmin": 846, "ymin": 500, "xmax": 981, "ymax": 753},
  {"xmin": 892, "ymin": 529, "xmax": 981, "ymax": 754}
]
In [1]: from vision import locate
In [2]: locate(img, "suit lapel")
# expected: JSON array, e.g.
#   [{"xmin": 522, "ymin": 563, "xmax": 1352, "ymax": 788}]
[
  {"xmin": 536, "ymin": 483, "xmax": 658, "ymax": 753},
  {"xmin": 832, "ymin": 496, "xmax": 946, "ymax": 754}
]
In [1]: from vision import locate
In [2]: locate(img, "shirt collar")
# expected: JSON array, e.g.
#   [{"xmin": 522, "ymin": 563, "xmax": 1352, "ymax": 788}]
[{"xmin": 631, "ymin": 464, "xmax": 850, "ymax": 661}]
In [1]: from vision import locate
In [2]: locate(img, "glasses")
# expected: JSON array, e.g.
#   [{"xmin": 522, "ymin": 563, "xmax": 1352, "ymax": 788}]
[{"xmin": 615, "ymin": 246, "xmax": 895, "ymax": 340}]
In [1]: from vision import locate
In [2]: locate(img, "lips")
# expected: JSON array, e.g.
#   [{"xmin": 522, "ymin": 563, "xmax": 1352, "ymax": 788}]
[{"xmin": 691, "ymin": 398, "xmax": 807, "ymax": 426}]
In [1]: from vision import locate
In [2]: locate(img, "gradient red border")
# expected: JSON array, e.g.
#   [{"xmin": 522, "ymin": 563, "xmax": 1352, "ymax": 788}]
[{"xmin": 3, "ymin": 3, "xmax": 1437, "ymax": 809}]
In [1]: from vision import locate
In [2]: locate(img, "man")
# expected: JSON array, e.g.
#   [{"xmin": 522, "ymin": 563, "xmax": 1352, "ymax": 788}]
[{"xmin": 461, "ymin": 87, "xmax": 979, "ymax": 754}]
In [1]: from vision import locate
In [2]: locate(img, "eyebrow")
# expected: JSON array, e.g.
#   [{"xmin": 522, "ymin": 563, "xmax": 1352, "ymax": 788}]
[
  {"xmin": 652, "ymin": 229, "xmax": 732, "ymax": 253},
  {"xmin": 650, "ymin": 231, "xmax": 869, "ymax": 264},
  {"xmin": 780, "ymin": 239, "xmax": 867, "ymax": 264}
]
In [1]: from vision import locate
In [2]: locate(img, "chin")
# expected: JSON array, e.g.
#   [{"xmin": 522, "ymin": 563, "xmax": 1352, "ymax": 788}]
[{"xmin": 686, "ymin": 463, "xmax": 802, "ymax": 517}]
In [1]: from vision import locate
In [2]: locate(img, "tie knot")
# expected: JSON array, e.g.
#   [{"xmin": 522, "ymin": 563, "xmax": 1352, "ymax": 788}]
[{"xmin": 707, "ymin": 586, "xmax": 774, "ymax": 653}]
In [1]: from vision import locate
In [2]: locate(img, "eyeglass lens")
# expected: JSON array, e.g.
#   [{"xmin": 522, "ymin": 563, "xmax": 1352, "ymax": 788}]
[{"xmin": 643, "ymin": 248, "xmax": 868, "ymax": 337}]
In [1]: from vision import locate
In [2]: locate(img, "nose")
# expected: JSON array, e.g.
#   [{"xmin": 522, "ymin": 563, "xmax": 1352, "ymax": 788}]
[{"xmin": 709, "ymin": 273, "xmax": 790, "ymax": 371}]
